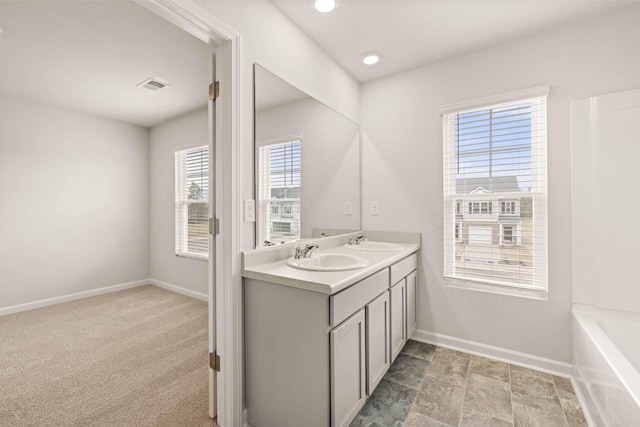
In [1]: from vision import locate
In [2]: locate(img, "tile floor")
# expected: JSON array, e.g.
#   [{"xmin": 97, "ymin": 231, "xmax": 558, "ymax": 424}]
[{"xmin": 352, "ymin": 340, "xmax": 588, "ymax": 427}]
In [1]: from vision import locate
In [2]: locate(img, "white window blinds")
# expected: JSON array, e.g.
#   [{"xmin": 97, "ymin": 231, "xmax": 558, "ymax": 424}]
[
  {"xmin": 257, "ymin": 140, "xmax": 301, "ymax": 246},
  {"xmin": 443, "ymin": 95, "xmax": 548, "ymax": 294},
  {"xmin": 175, "ymin": 146, "xmax": 209, "ymax": 259}
]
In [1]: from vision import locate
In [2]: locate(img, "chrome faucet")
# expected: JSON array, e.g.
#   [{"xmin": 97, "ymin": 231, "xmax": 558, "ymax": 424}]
[
  {"xmin": 294, "ymin": 244, "xmax": 320, "ymax": 259},
  {"xmin": 302, "ymin": 244, "xmax": 319, "ymax": 258},
  {"xmin": 354, "ymin": 234, "xmax": 368, "ymax": 245}
]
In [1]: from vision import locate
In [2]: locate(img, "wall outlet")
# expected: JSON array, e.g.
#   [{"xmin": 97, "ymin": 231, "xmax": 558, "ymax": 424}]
[
  {"xmin": 244, "ymin": 199, "xmax": 256, "ymax": 222},
  {"xmin": 344, "ymin": 201, "xmax": 353, "ymax": 215},
  {"xmin": 159, "ymin": 252, "xmax": 166, "ymax": 263},
  {"xmin": 370, "ymin": 201, "xmax": 379, "ymax": 216}
]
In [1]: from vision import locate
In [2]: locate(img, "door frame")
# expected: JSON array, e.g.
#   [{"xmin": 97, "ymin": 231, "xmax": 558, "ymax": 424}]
[{"xmin": 136, "ymin": 1, "xmax": 242, "ymax": 426}]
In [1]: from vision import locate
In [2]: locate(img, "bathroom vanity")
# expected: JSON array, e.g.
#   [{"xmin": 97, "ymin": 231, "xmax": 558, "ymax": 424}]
[{"xmin": 242, "ymin": 231, "xmax": 420, "ymax": 427}]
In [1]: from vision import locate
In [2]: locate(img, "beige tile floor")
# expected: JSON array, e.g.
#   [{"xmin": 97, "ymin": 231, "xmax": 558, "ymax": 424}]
[{"xmin": 352, "ymin": 340, "xmax": 588, "ymax": 427}]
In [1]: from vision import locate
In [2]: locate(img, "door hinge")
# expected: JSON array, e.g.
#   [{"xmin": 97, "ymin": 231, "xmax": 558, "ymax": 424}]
[
  {"xmin": 209, "ymin": 217, "xmax": 220, "ymax": 235},
  {"xmin": 209, "ymin": 81, "xmax": 220, "ymax": 101},
  {"xmin": 209, "ymin": 352, "xmax": 221, "ymax": 372}
]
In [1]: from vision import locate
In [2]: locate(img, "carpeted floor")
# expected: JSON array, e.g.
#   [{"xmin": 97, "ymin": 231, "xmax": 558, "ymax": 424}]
[{"xmin": 0, "ymin": 285, "xmax": 215, "ymax": 427}]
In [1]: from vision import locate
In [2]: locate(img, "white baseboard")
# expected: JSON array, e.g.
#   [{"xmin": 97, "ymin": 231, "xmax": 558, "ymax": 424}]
[
  {"xmin": 1, "ymin": 278, "xmax": 208, "ymax": 317},
  {"xmin": 0, "ymin": 279, "xmax": 149, "ymax": 317},
  {"xmin": 411, "ymin": 329, "xmax": 573, "ymax": 377},
  {"xmin": 149, "ymin": 278, "xmax": 208, "ymax": 302}
]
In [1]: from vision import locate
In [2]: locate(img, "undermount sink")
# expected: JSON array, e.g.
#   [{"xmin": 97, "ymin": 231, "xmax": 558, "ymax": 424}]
[
  {"xmin": 286, "ymin": 253, "xmax": 369, "ymax": 272},
  {"xmin": 344, "ymin": 241, "xmax": 404, "ymax": 252}
]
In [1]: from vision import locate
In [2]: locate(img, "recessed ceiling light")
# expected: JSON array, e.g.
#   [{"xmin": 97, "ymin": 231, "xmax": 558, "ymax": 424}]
[
  {"xmin": 314, "ymin": 0, "xmax": 336, "ymax": 13},
  {"xmin": 361, "ymin": 52, "xmax": 381, "ymax": 65}
]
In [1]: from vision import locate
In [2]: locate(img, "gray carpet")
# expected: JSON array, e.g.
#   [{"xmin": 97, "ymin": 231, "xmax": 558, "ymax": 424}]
[{"xmin": 0, "ymin": 285, "xmax": 215, "ymax": 427}]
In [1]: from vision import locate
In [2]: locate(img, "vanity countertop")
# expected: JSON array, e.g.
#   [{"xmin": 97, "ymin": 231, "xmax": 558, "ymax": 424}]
[{"xmin": 242, "ymin": 242, "xmax": 419, "ymax": 295}]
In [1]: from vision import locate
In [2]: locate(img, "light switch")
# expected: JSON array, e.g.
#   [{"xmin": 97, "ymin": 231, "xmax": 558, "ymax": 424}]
[
  {"xmin": 370, "ymin": 201, "xmax": 379, "ymax": 216},
  {"xmin": 244, "ymin": 199, "xmax": 256, "ymax": 222},
  {"xmin": 344, "ymin": 202, "xmax": 353, "ymax": 215}
]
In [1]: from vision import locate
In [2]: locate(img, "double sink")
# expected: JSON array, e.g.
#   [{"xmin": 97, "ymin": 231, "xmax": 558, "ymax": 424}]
[{"xmin": 286, "ymin": 241, "xmax": 403, "ymax": 272}]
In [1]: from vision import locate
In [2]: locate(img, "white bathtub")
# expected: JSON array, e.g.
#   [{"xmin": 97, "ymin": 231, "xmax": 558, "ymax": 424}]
[{"xmin": 573, "ymin": 305, "xmax": 640, "ymax": 426}]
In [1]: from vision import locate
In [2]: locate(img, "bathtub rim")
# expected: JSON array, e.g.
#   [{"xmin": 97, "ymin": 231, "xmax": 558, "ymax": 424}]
[{"xmin": 572, "ymin": 303, "xmax": 640, "ymax": 409}]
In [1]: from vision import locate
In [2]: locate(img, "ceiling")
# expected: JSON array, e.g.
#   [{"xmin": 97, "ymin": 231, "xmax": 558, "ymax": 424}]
[
  {"xmin": 272, "ymin": 0, "xmax": 631, "ymax": 82},
  {"xmin": 0, "ymin": 1, "xmax": 212, "ymax": 128}
]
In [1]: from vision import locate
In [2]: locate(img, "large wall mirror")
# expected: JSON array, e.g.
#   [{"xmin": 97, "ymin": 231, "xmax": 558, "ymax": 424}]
[{"xmin": 254, "ymin": 64, "xmax": 360, "ymax": 248}]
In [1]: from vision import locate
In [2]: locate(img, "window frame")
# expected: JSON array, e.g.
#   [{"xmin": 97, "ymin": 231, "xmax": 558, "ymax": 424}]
[
  {"xmin": 441, "ymin": 87, "xmax": 549, "ymax": 299},
  {"xmin": 502, "ymin": 223, "xmax": 522, "ymax": 246},
  {"xmin": 454, "ymin": 223, "xmax": 462, "ymax": 242},
  {"xmin": 500, "ymin": 200, "xmax": 518, "ymax": 216},
  {"xmin": 174, "ymin": 144, "xmax": 210, "ymax": 261},
  {"xmin": 503, "ymin": 225, "xmax": 514, "ymax": 243}
]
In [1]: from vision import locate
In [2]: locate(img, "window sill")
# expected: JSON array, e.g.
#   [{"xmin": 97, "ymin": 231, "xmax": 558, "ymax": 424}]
[
  {"xmin": 176, "ymin": 253, "xmax": 209, "ymax": 262},
  {"xmin": 444, "ymin": 277, "xmax": 547, "ymax": 300}
]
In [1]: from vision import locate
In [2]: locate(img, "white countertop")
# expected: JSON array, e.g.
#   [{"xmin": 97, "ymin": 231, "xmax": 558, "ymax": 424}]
[{"xmin": 242, "ymin": 242, "xmax": 420, "ymax": 295}]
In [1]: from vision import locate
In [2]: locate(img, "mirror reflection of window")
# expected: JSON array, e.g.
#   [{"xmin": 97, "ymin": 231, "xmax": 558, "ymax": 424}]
[
  {"xmin": 254, "ymin": 64, "xmax": 360, "ymax": 247},
  {"xmin": 258, "ymin": 140, "xmax": 301, "ymax": 244}
]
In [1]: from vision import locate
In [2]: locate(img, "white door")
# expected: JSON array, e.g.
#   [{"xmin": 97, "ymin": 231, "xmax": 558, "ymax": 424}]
[
  {"xmin": 366, "ymin": 291, "xmax": 390, "ymax": 395},
  {"xmin": 468, "ymin": 225, "xmax": 493, "ymax": 244},
  {"xmin": 331, "ymin": 310, "xmax": 366, "ymax": 427},
  {"xmin": 390, "ymin": 279, "xmax": 406, "ymax": 362},
  {"xmin": 406, "ymin": 271, "xmax": 417, "ymax": 338}
]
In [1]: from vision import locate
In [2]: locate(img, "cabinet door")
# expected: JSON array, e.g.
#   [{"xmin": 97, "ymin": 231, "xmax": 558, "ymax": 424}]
[
  {"xmin": 390, "ymin": 279, "xmax": 406, "ymax": 362},
  {"xmin": 331, "ymin": 309, "xmax": 366, "ymax": 427},
  {"xmin": 366, "ymin": 291, "xmax": 390, "ymax": 395},
  {"xmin": 406, "ymin": 270, "xmax": 417, "ymax": 338}
]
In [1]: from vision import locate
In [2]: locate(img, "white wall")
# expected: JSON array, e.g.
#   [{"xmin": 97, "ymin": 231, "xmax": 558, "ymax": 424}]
[
  {"xmin": 149, "ymin": 109, "xmax": 209, "ymax": 295},
  {"xmin": 571, "ymin": 88, "xmax": 640, "ymax": 314},
  {"xmin": 360, "ymin": 7, "xmax": 640, "ymax": 363},
  {"xmin": 0, "ymin": 95, "xmax": 150, "ymax": 309},
  {"xmin": 256, "ymin": 98, "xmax": 360, "ymax": 241},
  {"xmin": 194, "ymin": 0, "xmax": 361, "ymax": 250}
]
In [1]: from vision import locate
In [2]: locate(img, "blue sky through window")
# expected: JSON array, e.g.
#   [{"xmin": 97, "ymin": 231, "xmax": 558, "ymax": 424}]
[{"xmin": 455, "ymin": 102, "xmax": 532, "ymax": 192}]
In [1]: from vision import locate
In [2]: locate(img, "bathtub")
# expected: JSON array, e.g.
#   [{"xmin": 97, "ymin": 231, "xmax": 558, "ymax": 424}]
[{"xmin": 572, "ymin": 305, "xmax": 640, "ymax": 426}]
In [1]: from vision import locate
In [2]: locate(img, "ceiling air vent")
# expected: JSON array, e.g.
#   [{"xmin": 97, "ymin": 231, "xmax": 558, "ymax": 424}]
[{"xmin": 137, "ymin": 78, "xmax": 170, "ymax": 92}]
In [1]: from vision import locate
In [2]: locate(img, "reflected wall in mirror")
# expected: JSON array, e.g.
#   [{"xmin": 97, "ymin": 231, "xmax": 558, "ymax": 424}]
[{"xmin": 254, "ymin": 65, "xmax": 360, "ymax": 248}]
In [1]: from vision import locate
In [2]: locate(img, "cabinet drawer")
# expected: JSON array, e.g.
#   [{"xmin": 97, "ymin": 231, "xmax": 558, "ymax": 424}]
[
  {"xmin": 330, "ymin": 269, "xmax": 389, "ymax": 327},
  {"xmin": 390, "ymin": 253, "xmax": 417, "ymax": 285}
]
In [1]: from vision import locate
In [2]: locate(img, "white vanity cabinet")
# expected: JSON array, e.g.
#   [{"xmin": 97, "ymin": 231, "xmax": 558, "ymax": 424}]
[
  {"xmin": 244, "ymin": 251, "xmax": 418, "ymax": 427},
  {"xmin": 390, "ymin": 254, "xmax": 418, "ymax": 362},
  {"xmin": 406, "ymin": 270, "xmax": 418, "ymax": 338},
  {"xmin": 390, "ymin": 278, "xmax": 407, "ymax": 361},
  {"xmin": 365, "ymin": 291, "xmax": 390, "ymax": 395},
  {"xmin": 330, "ymin": 309, "xmax": 366, "ymax": 427}
]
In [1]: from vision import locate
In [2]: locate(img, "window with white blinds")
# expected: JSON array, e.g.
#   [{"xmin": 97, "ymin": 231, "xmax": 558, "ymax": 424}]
[
  {"xmin": 257, "ymin": 140, "xmax": 301, "ymax": 246},
  {"xmin": 443, "ymin": 94, "xmax": 548, "ymax": 296},
  {"xmin": 175, "ymin": 146, "xmax": 209, "ymax": 260}
]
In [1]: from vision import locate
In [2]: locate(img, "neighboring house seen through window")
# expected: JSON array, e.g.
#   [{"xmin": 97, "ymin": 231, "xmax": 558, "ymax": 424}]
[
  {"xmin": 175, "ymin": 146, "xmax": 209, "ymax": 260},
  {"xmin": 442, "ymin": 91, "xmax": 548, "ymax": 296}
]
